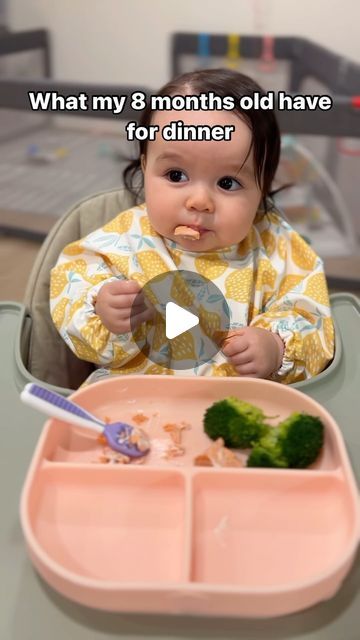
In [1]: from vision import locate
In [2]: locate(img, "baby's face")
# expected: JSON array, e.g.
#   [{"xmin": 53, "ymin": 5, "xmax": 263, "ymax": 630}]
[{"xmin": 142, "ymin": 108, "xmax": 262, "ymax": 252}]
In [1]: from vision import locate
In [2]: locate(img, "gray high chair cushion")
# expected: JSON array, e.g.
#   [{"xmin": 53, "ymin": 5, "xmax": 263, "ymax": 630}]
[{"xmin": 23, "ymin": 188, "xmax": 139, "ymax": 390}]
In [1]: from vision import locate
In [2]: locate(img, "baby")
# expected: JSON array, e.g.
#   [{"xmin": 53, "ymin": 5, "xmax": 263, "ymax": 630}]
[{"xmin": 50, "ymin": 68, "xmax": 334, "ymax": 384}]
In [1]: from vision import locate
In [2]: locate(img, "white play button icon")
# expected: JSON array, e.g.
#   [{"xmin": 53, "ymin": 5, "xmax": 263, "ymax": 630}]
[
  {"xmin": 130, "ymin": 269, "xmax": 231, "ymax": 370},
  {"xmin": 165, "ymin": 302, "xmax": 199, "ymax": 340}
]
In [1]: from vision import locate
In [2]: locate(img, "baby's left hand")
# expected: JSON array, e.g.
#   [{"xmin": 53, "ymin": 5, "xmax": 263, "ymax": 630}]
[{"xmin": 221, "ymin": 327, "xmax": 284, "ymax": 378}]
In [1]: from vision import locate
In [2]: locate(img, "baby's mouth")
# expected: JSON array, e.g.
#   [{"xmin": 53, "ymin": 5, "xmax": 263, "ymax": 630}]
[
  {"xmin": 187, "ymin": 224, "xmax": 210, "ymax": 234},
  {"xmin": 174, "ymin": 224, "xmax": 211, "ymax": 240}
]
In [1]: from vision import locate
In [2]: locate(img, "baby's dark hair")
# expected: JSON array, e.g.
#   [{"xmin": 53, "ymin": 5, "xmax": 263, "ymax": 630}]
[{"xmin": 123, "ymin": 68, "xmax": 281, "ymax": 210}]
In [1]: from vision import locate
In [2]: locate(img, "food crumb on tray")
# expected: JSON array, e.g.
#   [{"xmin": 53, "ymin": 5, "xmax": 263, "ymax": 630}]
[
  {"xmin": 96, "ymin": 449, "xmax": 131, "ymax": 465},
  {"xmin": 163, "ymin": 444, "xmax": 186, "ymax": 459},
  {"xmin": 163, "ymin": 421, "xmax": 191, "ymax": 445},
  {"xmin": 94, "ymin": 447, "xmax": 146, "ymax": 465},
  {"xmin": 194, "ymin": 438, "xmax": 243, "ymax": 468},
  {"xmin": 132, "ymin": 411, "xmax": 149, "ymax": 425}
]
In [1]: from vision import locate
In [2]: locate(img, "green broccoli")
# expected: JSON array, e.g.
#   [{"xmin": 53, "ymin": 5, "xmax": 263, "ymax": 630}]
[
  {"xmin": 247, "ymin": 412, "xmax": 324, "ymax": 469},
  {"xmin": 203, "ymin": 397, "xmax": 325, "ymax": 469},
  {"xmin": 245, "ymin": 428, "xmax": 288, "ymax": 468},
  {"xmin": 203, "ymin": 397, "xmax": 270, "ymax": 448}
]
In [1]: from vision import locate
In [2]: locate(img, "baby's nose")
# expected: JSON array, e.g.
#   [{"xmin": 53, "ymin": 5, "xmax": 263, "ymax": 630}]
[{"xmin": 185, "ymin": 186, "xmax": 215, "ymax": 213}]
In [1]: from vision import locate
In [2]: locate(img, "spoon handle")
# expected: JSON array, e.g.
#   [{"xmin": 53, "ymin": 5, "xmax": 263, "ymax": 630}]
[{"xmin": 21, "ymin": 383, "xmax": 105, "ymax": 433}]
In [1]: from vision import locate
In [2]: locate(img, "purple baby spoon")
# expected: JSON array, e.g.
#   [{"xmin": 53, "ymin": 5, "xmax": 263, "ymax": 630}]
[{"xmin": 20, "ymin": 383, "xmax": 150, "ymax": 458}]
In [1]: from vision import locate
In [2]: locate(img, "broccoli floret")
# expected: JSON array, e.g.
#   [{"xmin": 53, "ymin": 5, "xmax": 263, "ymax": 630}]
[
  {"xmin": 204, "ymin": 398, "xmax": 325, "ymax": 469},
  {"xmin": 203, "ymin": 397, "xmax": 270, "ymax": 448},
  {"xmin": 247, "ymin": 412, "xmax": 324, "ymax": 469},
  {"xmin": 247, "ymin": 428, "xmax": 288, "ymax": 468},
  {"xmin": 278, "ymin": 412, "xmax": 324, "ymax": 468}
]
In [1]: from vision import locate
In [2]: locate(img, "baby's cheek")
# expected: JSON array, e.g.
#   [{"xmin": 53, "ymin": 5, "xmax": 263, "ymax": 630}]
[
  {"xmin": 223, "ymin": 216, "xmax": 248, "ymax": 239},
  {"xmin": 146, "ymin": 213, "xmax": 165, "ymax": 235}
]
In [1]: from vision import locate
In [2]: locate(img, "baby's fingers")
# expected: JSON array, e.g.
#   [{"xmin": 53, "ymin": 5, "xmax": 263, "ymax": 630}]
[
  {"xmin": 109, "ymin": 291, "xmax": 145, "ymax": 310},
  {"xmin": 233, "ymin": 363, "xmax": 262, "ymax": 378},
  {"xmin": 131, "ymin": 306, "xmax": 155, "ymax": 330},
  {"xmin": 229, "ymin": 349, "xmax": 253, "ymax": 367},
  {"xmin": 222, "ymin": 335, "xmax": 248, "ymax": 357}
]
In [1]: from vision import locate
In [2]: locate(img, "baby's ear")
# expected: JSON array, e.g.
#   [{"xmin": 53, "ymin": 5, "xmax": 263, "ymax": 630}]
[{"xmin": 140, "ymin": 154, "xmax": 146, "ymax": 172}]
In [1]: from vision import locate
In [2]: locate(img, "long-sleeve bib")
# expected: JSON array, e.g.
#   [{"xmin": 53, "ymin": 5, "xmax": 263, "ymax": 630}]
[{"xmin": 50, "ymin": 204, "xmax": 334, "ymax": 384}]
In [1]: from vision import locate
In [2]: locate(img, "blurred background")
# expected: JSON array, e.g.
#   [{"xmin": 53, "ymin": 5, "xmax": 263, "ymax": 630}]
[{"xmin": 1, "ymin": 0, "xmax": 360, "ymax": 300}]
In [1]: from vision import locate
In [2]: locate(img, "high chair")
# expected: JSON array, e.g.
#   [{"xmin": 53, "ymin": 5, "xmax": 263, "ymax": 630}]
[{"xmin": 18, "ymin": 187, "xmax": 138, "ymax": 391}]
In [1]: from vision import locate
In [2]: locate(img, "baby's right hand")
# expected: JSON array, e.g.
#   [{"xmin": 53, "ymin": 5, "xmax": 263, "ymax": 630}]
[{"xmin": 95, "ymin": 280, "xmax": 153, "ymax": 334}]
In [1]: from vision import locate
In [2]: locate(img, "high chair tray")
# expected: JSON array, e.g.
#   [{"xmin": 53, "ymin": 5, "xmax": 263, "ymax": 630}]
[
  {"xmin": 0, "ymin": 293, "xmax": 359, "ymax": 636},
  {"xmin": 20, "ymin": 375, "xmax": 360, "ymax": 618}
]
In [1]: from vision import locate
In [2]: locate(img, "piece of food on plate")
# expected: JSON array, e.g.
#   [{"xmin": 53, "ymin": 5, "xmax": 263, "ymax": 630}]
[
  {"xmin": 132, "ymin": 411, "xmax": 149, "ymax": 425},
  {"xmin": 163, "ymin": 421, "xmax": 190, "ymax": 445},
  {"xmin": 247, "ymin": 412, "xmax": 324, "ymax": 469},
  {"xmin": 174, "ymin": 225, "xmax": 200, "ymax": 240},
  {"xmin": 194, "ymin": 438, "xmax": 242, "ymax": 468},
  {"xmin": 203, "ymin": 397, "xmax": 270, "ymax": 448}
]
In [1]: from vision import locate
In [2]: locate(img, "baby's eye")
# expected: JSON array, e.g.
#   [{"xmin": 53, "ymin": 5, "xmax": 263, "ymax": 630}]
[
  {"xmin": 166, "ymin": 169, "xmax": 188, "ymax": 183},
  {"xmin": 218, "ymin": 176, "xmax": 241, "ymax": 191}
]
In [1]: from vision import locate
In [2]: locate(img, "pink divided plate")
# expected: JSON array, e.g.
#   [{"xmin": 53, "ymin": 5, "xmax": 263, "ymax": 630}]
[{"xmin": 20, "ymin": 376, "xmax": 360, "ymax": 618}]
